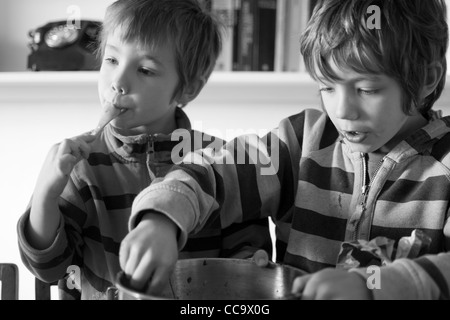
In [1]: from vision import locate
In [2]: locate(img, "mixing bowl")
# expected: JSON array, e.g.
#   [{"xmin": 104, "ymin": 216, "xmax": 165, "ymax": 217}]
[{"xmin": 114, "ymin": 258, "xmax": 306, "ymax": 300}]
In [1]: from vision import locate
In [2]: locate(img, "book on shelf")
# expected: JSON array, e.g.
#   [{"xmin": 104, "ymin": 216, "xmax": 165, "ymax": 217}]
[
  {"xmin": 232, "ymin": 0, "xmax": 242, "ymax": 71},
  {"xmin": 237, "ymin": 0, "xmax": 255, "ymax": 71},
  {"xmin": 212, "ymin": 0, "xmax": 237, "ymax": 71},
  {"xmin": 209, "ymin": 0, "xmax": 316, "ymax": 72},
  {"xmin": 234, "ymin": 0, "xmax": 277, "ymax": 71},
  {"xmin": 253, "ymin": 0, "xmax": 277, "ymax": 71},
  {"xmin": 274, "ymin": 0, "xmax": 286, "ymax": 72},
  {"xmin": 281, "ymin": 0, "xmax": 313, "ymax": 72}
]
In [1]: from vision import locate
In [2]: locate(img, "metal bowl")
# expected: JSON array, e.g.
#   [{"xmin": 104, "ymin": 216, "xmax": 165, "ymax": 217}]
[{"xmin": 115, "ymin": 258, "xmax": 305, "ymax": 300}]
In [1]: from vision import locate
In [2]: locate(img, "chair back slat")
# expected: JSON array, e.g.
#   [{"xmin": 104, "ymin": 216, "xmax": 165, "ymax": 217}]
[{"xmin": 0, "ymin": 264, "xmax": 19, "ymax": 300}]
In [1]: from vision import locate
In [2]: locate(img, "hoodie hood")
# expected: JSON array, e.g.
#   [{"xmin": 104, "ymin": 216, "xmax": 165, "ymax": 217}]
[{"xmin": 390, "ymin": 113, "xmax": 450, "ymax": 164}]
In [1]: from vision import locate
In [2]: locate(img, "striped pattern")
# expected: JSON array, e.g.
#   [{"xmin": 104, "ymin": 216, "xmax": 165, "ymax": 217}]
[
  {"xmin": 135, "ymin": 108, "xmax": 450, "ymax": 299},
  {"xmin": 415, "ymin": 257, "xmax": 450, "ymax": 300},
  {"xmin": 17, "ymin": 108, "xmax": 272, "ymax": 300}
]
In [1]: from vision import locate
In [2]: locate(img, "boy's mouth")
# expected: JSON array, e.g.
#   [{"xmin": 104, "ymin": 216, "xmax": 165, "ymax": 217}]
[
  {"xmin": 341, "ymin": 131, "xmax": 368, "ymax": 143},
  {"xmin": 105, "ymin": 100, "xmax": 128, "ymax": 113},
  {"xmin": 113, "ymin": 104, "xmax": 127, "ymax": 114}
]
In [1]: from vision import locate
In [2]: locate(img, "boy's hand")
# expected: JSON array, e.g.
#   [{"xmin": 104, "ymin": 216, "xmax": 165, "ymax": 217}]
[
  {"xmin": 291, "ymin": 268, "xmax": 372, "ymax": 300},
  {"xmin": 119, "ymin": 213, "xmax": 179, "ymax": 295},
  {"xmin": 251, "ymin": 249, "xmax": 277, "ymax": 268},
  {"xmin": 27, "ymin": 132, "xmax": 97, "ymax": 250},
  {"xmin": 35, "ymin": 132, "xmax": 96, "ymax": 200}
]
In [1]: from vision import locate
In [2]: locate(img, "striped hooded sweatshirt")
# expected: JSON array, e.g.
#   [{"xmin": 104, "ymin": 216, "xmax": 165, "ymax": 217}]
[
  {"xmin": 17, "ymin": 107, "xmax": 272, "ymax": 300},
  {"xmin": 130, "ymin": 108, "xmax": 450, "ymax": 300}
]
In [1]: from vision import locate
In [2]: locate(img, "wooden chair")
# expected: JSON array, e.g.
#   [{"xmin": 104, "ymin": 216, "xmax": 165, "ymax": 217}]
[
  {"xmin": 0, "ymin": 263, "xmax": 19, "ymax": 300},
  {"xmin": 35, "ymin": 277, "xmax": 81, "ymax": 300},
  {"xmin": 35, "ymin": 278, "xmax": 119, "ymax": 299},
  {"xmin": 35, "ymin": 278, "xmax": 56, "ymax": 300}
]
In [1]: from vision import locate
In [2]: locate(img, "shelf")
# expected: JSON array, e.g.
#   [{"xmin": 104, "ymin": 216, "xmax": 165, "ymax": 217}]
[
  {"xmin": 0, "ymin": 71, "xmax": 321, "ymax": 106},
  {"xmin": 1, "ymin": 71, "xmax": 450, "ymax": 115}
]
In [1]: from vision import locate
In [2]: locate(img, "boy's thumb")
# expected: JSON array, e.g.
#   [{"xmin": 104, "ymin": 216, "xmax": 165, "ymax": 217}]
[{"xmin": 252, "ymin": 250, "xmax": 270, "ymax": 268}]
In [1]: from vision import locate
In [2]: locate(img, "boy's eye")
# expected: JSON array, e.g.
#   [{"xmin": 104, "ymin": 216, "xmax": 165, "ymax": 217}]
[
  {"xmin": 319, "ymin": 87, "xmax": 334, "ymax": 93},
  {"xmin": 139, "ymin": 67, "xmax": 157, "ymax": 76},
  {"xmin": 358, "ymin": 88, "xmax": 379, "ymax": 95},
  {"xmin": 104, "ymin": 57, "xmax": 118, "ymax": 65}
]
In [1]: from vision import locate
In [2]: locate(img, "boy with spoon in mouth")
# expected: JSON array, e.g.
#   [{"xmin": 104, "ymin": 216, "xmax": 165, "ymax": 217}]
[{"xmin": 17, "ymin": 0, "xmax": 272, "ymax": 299}]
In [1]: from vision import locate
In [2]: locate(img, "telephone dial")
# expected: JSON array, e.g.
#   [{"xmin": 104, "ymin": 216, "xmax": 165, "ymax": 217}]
[{"xmin": 27, "ymin": 20, "xmax": 102, "ymax": 71}]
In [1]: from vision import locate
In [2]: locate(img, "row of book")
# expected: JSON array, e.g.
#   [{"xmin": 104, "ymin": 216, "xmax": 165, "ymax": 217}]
[{"xmin": 201, "ymin": 0, "xmax": 318, "ymax": 72}]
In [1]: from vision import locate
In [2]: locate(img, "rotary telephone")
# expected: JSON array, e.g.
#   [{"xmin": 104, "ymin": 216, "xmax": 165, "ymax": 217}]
[{"xmin": 27, "ymin": 20, "xmax": 102, "ymax": 71}]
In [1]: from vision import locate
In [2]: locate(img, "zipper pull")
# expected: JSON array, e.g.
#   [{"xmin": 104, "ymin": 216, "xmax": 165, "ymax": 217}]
[
  {"xmin": 362, "ymin": 184, "xmax": 369, "ymax": 196},
  {"xmin": 148, "ymin": 136, "xmax": 155, "ymax": 154},
  {"xmin": 361, "ymin": 153, "xmax": 369, "ymax": 196}
]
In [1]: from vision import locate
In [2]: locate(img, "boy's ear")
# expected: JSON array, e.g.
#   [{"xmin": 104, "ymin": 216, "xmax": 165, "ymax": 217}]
[
  {"xmin": 178, "ymin": 77, "xmax": 207, "ymax": 105},
  {"xmin": 420, "ymin": 62, "xmax": 444, "ymax": 100}
]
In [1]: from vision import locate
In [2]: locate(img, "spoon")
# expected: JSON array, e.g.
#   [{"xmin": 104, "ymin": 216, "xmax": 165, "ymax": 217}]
[{"xmin": 91, "ymin": 106, "xmax": 125, "ymax": 137}]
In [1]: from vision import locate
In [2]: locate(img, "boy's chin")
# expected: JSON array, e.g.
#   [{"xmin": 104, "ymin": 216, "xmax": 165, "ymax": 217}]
[
  {"xmin": 111, "ymin": 123, "xmax": 148, "ymax": 136},
  {"xmin": 110, "ymin": 124, "xmax": 131, "ymax": 134},
  {"xmin": 345, "ymin": 141, "xmax": 381, "ymax": 154}
]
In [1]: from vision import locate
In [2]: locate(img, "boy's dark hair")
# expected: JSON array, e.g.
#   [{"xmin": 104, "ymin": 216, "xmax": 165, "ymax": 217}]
[
  {"xmin": 98, "ymin": 0, "xmax": 221, "ymax": 104},
  {"xmin": 301, "ymin": 0, "xmax": 448, "ymax": 115}
]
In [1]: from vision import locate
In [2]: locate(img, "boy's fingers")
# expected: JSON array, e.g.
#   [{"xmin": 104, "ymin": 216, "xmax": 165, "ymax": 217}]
[
  {"xmin": 292, "ymin": 274, "xmax": 312, "ymax": 299},
  {"xmin": 123, "ymin": 249, "xmax": 140, "ymax": 280},
  {"xmin": 252, "ymin": 249, "xmax": 270, "ymax": 268},
  {"xmin": 57, "ymin": 154, "xmax": 77, "ymax": 175},
  {"xmin": 56, "ymin": 140, "xmax": 72, "ymax": 159},
  {"xmin": 77, "ymin": 139, "xmax": 92, "ymax": 159},
  {"xmin": 56, "ymin": 137, "xmax": 93, "ymax": 164},
  {"xmin": 58, "ymin": 139, "xmax": 81, "ymax": 159},
  {"xmin": 67, "ymin": 134, "xmax": 95, "ymax": 157},
  {"xmin": 78, "ymin": 131, "xmax": 98, "ymax": 143},
  {"xmin": 147, "ymin": 265, "xmax": 173, "ymax": 296},
  {"xmin": 119, "ymin": 242, "xmax": 130, "ymax": 271},
  {"xmin": 129, "ymin": 253, "xmax": 155, "ymax": 292}
]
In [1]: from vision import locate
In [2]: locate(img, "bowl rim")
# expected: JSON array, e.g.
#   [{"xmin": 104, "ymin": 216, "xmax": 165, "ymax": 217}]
[{"xmin": 114, "ymin": 258, "xmax": 306, "ymax": 300}]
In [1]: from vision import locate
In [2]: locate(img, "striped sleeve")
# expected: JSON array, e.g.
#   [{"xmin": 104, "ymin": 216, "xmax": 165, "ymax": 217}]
[
  {"xmin": 220, "ymin": 218, "xmax": 273, "ymax": 259},
  {"xmin": 17, "ymin": 178, "xmax": 86, "ymax": 283},
  {"xmin": 351, "ymin": 252, "xmax": 450, "ymax": 300},
  {"xmin": 130, "ymin": 112, "xmax": 306, "ymax": 248}
]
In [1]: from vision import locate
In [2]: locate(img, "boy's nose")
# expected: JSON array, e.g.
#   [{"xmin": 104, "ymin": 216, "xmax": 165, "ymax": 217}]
[
  {"xmin": 335, "ymin": 91, "xmax": 359, "ymax": 120},
  {"xmin": 111, "ymin": 69, "xmax": 129, "ymax": 95},
  {"xmin": 111, "ymin": 81, "xmax": 128, "ymax": 95}
]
